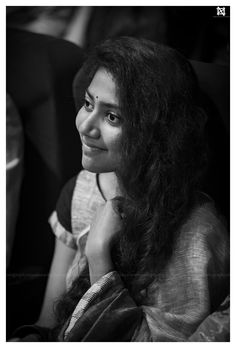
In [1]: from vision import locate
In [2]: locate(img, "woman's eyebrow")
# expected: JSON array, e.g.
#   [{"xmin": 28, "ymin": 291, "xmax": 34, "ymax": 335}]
[{"xmin": 85, "ymin": 88, "xmax": 120, "ymax": 111}]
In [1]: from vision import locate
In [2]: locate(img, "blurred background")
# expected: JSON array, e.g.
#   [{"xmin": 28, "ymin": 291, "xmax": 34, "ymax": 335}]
[
  {"xmin": 6, "ymin": 5, "xmax": 230, "ymax": 339},
  {"xmin": 7, "ymin": 6, "xmax": 229, "ymax": 64}
]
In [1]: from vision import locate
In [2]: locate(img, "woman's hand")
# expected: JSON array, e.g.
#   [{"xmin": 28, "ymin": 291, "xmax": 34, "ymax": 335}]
[{"xmin": 85, "ymin": 199, "xmax": 122, "ymax": 284}]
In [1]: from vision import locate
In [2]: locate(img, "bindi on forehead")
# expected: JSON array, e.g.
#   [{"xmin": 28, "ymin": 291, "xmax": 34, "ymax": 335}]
[{"xmin": 86, "ymin": 87, "xmax": 120, "ymax": 111}]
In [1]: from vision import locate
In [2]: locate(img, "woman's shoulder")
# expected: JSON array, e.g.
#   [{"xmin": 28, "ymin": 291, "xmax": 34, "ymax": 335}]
[
  {"xmin": 185, "ymin": 194, "xmax": 228, "ymax": 237},
  {"xmin": 54, "ymin": 170, "xmax": 99, "ymax": 232},
  {"xmin": 51, "ymin": 170, "xmax": 104, "ymax": 246},
  {"xmin": 57, "ymin": 170, "xmax": 99, "ymax": 207},
  {"xmin": 71, "ymin": 170, "xmax": 105, "ymax": 235},
  {"xmin": 58, "ymin": 170, "xmax": 97, "ymax": 200},
  {"xmin": 177, "ymin": 194, "xmax": 229, "ymax": 262}
]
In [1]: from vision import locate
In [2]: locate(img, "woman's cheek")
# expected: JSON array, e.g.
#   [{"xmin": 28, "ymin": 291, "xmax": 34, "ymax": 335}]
[{"xmin": 108, "ymin": 129, "xmax": 122, "ymax": 156}]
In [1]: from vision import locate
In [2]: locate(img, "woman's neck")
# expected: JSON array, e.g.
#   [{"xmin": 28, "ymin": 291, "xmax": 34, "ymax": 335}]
[{"xmin": 98, "ymin": 172, "xmax": 121, "ymax": 201}]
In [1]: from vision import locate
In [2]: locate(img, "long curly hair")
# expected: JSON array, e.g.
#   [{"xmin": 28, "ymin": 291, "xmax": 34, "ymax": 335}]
[{"xmin": 54, "ymin": 37, "xmax": 208, "ymax": 328}]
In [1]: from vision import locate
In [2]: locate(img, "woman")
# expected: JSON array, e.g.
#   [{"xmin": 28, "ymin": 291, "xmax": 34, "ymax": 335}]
[{"xmin": 12, "ymin": 37, "xmax": 229, "ymax": 341}]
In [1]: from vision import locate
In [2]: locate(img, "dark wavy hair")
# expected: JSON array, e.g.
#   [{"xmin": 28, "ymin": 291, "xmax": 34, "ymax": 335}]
[{"xmin": 54, "ymin": 36, "xmax": 208, "ymax": 328}]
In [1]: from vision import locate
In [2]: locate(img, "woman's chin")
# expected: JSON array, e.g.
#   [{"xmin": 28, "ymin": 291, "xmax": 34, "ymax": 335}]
[
  {"xmin": 82, "ymin": 157, "xmax": 106, "ymax": 173},
  {"xmin": 81, "ymin": 152, "xmax": 119, "ymax": 173},
  {"xmin": 82, "ymin": 160, "xmax": 98, "ymax": 173}
]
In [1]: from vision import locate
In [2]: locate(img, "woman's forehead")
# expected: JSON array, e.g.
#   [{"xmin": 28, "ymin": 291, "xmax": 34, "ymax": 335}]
[{"xmin": 87, "ymin": 68, "xmax": 119, "ymax": 107}]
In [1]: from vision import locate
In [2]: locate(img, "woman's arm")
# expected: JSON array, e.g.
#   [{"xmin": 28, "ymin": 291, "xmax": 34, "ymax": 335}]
[
  {"xmin": 36, "ymin": 237, "xmax": 76, "ymax": 328},
  {"xmin": 85, "ymin": 200, "xmax": 121, "ymax": 285}
]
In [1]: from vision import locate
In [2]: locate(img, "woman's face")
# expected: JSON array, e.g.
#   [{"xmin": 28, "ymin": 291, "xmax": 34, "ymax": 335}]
[{"xmin": 76, "ymin": 68, "xmax": 123, "ymax": 173}]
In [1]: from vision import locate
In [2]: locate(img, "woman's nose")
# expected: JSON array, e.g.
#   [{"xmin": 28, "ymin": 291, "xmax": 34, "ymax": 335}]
[{"xmin": 76, "ymin": 110, "xmax": 100, "ymax": 139}]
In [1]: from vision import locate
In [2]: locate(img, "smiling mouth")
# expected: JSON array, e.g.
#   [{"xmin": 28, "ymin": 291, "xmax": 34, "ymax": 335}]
[{"xmin": 82, "ymin": 142, "xmax": 106, "ymax": 153}]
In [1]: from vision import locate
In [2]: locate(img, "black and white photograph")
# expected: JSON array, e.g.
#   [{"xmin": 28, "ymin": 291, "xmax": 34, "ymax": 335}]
[{"xmin": 5, "ymin": 3, "xmax": 230, "ymax": 342}]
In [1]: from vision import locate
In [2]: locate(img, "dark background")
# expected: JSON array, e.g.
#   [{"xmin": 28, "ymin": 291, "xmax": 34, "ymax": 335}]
[{"xmin": 7, "ymin": 6, "xmax": 230, "ymax": 65}]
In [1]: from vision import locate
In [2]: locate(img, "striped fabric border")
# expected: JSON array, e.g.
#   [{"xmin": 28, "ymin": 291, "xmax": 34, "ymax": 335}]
[
  {"xmin": 48, "ymin": 211, "xmax": 77, "ymax": 250},
  {"xmin": 64, "ymin": 271, "xmax": 117, "ymax": 339},
  {"xmin": 75, "ymin": 224, "xmax": 90, "ymax": 246}
]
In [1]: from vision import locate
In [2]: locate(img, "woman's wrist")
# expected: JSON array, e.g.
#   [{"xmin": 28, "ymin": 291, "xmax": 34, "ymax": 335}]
[
  {"xmin": 86, "ymin": 239, "xmax": 110, "ymax": 259},
  {"xmin": 87, "ymin": 247, "xmax": 114, "ymax": 285}
]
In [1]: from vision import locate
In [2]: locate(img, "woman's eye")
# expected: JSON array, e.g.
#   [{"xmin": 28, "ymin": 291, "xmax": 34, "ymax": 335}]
[
  {"xmin": 106, "ymin": 113, "xmax": 121, "ymax": 125},
  {"xmin": 84, "ymin": 99, "xmax": 93, "ymax": 111}
]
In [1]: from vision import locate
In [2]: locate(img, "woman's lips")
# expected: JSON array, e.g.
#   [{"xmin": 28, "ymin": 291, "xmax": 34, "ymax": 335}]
[{"xmin": 82, "ymin": 141, "xmax": 106, "ymax": 154}]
